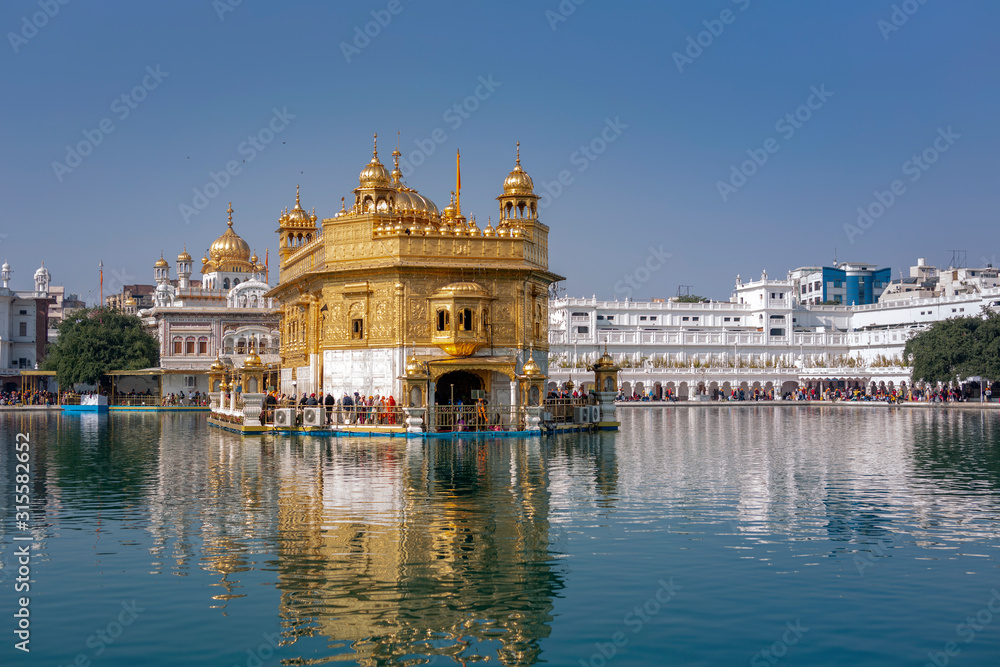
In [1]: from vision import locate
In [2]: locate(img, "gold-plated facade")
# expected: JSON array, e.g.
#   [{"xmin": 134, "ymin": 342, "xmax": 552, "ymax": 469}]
[{"xmin": 268, "ymin": 138, "xmax": 563, "ymax": 403}]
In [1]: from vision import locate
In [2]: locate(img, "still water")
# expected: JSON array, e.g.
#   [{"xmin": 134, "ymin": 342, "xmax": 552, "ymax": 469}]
[{"xmin": 1, "ymin": 408, "xmax": 999, "ymax": 666}]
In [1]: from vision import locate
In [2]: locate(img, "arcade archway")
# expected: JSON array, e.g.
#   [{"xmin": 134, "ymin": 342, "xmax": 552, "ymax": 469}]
[{"xmin": 435, "ymin": 370, "xmax": 483, "ymax": 405}]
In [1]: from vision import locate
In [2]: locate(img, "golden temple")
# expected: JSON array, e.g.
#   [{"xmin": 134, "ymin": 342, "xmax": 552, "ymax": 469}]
[{"xmin": 267, "ymin": 134, "xmax": 564, "ymax": 413}]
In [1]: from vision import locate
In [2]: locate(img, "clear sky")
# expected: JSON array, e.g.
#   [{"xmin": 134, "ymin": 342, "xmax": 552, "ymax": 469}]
[{"xmin": 2, "ymin": 0, "xmax": 997, "ymax": 304}]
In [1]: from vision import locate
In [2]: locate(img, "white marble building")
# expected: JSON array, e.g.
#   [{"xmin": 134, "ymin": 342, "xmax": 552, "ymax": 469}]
[
  {"xmin": 0, "ymin": 261, "xmax": 54, "ymax": 387},
  {"xmin": 549, "ymin": 268, "xmax": 1000, "ymax": 399},
  {"xmin": 138, "ymin": 204, "xmax": 280, "ymax": 395}
]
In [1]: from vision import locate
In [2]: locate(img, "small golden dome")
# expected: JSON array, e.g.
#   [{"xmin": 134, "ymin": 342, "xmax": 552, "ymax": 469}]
[
  {"xmin": 177, "ymin": 246, "xmax": 192, "ymax": 262},
  {"xmin": 358, "ymin": 133, "xmax": 390, "ymax": 188},
  {"xmin": 483, "ymin": 218, "xmax": 496, "ymax": 237},
  {"xmin": 243, "ymin": 350, "xmax": 263, "ymax": 369},
  {"xmin": 523, "ymin": 354, "xmax": 542, "ymax": 378},
  {"xmin": 405, "ymin": 355, "xmax": 427, "ymax": 377},
  {"xmin": 286, "ymin": 185, "xmax": 312, "ymax": 226},
  {"xmin": 502, "ymin": 142, "xmax": 534, "ymax": 195},
  {"xmin": 594, "ymin": 348, "xmax": 617, "ymax": 370},
  {"xmin": 250, "ymin": 252, "xmax": 259, "ymax": 264},
  {"xmin": 154, "ymin": 254, "xmax": 169, "ymax": 268},
  {"xmin": 210, "ymin": 356, "xmax": 225, "ymax": 372}
]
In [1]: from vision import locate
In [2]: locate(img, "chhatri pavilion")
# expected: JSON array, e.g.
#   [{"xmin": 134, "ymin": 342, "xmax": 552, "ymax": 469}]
[{"xmin": 267, "ymin": 135, "xmax": 564, "ymax": 413}]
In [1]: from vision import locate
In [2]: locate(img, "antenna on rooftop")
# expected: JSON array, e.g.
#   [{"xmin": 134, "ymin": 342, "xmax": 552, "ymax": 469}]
[
  {"xmin": 676, "ymin": 285, "xmax": 693, "ymax": 297},
  {"xmin": 948, "ymin": 250, "xmax": 967, "ymax": 269}
]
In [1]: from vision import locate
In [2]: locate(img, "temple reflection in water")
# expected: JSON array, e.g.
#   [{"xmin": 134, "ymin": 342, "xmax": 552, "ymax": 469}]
[
  {"xmin": 274, "ymin": 438, "xmax": 571, "ymax": 665},
  {"xmin": 137, "ymin": 425, "xmax": 619, "ymax": 665}
]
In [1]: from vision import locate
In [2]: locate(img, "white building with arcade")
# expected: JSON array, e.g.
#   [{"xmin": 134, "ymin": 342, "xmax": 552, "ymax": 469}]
[
  {"xmin": 137, "ymin": 203, "xmax": 281, "ymax": 397},
  {"xmin": 549, "ymin": 266, "xmax": 1000, "ymax": 400}
]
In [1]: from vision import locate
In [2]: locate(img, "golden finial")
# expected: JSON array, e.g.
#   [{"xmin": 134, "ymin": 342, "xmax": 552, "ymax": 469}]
[
  {"xmin": 340, "ymin": 197, "xmax": 346, "ymax": 212},
  {"xmin": 227, "ymin": 202, "xmax": 234, "ymax": 227},
  {"xmin": 373, "ymin": 132, "xmax": 378, "ymax": 158},
  {"xmin": 516, "ymin": 140, "xmax": 521, "ymax": 166},
  {"xmin": 295, "ymin": 184, "xmax": 301, "ymax": 207}
]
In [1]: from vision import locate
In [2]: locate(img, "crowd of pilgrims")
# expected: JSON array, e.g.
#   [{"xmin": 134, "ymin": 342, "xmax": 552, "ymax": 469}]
[
  {"xmin": 617, "ymin": 385, "xmax": 990, "ymax": 403},
  {"xmin": 0, "ymin": 390, "xmax": 56, "ymax": 405},
  {"xmin": 258, "ymin": 391, "xmax": 400, "ymax": 425}
]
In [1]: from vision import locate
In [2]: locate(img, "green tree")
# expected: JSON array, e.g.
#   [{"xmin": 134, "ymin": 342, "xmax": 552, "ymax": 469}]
[
  {"xmin": 674, "ymin": 295, "xmax": 708, "ymax": 303},
  {"xmin": 904, "ymin": 312, "xmax": 1000, "ymax": 384},
  {"xmin": 43, "ymin": 307, "xmax": 159, "ymax": 387}
]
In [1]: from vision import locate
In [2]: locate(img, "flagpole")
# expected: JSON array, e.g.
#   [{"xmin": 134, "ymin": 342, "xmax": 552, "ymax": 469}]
[
  {"xmin": 99, "ymin": 260, "xmax": 103, "ymax": 307},
  {"xmin": 455, "ymin": 149, "xmax": 461, "ymax": 215}
]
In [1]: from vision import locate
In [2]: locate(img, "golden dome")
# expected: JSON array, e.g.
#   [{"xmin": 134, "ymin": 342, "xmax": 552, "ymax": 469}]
[
  {"xmin": 286, "ymin": 185, "xmax": 312, "ymax": 226},
  {"xmin": 177, "ymin": 246, "xmax": 192, "ymax": 262},
  {"xmin": 358, "ymin": 133, "xmax": 390, "ymax": 188},
  {"xmin": 210, "ymin": 356, "xmax": 225, "ymax": 372},
  {"xmin": 208, "ymin": 203, "xmax": 252, "ymax": 269},
  {"xmin": 154, "ymin": 254, "xmax": 169, "ymax": 268},
  {"xmin": 522, "ymin": 353, "xmax": 542, "ymax": 377},
  {"xmin": 594, "ymin": 347, "xmax": 618, "ymax": 370},
  {"xmin": 405, "ymin": 355, "xmax": 427, "ymax": 377},
  {"xmin": 389, "ymin": 143, "xmax": 439, "ymax": 218},
  {"xmin": 243, "ymin": 350, "xmax": 263, "ymax": 369},
  {"xmin": 502, "ymin": 142, "xmax": 534, "ymax": 195},
  {"xmin": 394, "ymin": 188, "xmax": 417, "ymax": 214}
]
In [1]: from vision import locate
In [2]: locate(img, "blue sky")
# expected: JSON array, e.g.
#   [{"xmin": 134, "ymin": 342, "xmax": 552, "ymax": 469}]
[{"xmin": 1, "ymin": 0, "xmax": 997, "ymax": 304}]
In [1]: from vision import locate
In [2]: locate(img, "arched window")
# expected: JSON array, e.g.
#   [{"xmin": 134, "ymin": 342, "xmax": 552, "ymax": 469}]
[
  {"xmin": 223, "ymin": 278, "xmax": 230, "ymax": 289},
  {"xmin": 436, "ymin": 309, "xmax": 450, "ymax": 332},
  {"xmin": 198, "ymin": 337, "xmax": 208, "ymax": 355},
  {"xmin": 460, "ymin": 308, "xmax": 473, "ymax": 331},
  {"xmin": 185, "ymin": 337, "xmax": 195, "ymax": 354},
  {"xmin": 172, "ymin": 337, "xmax": 182, "ymax": 355}
]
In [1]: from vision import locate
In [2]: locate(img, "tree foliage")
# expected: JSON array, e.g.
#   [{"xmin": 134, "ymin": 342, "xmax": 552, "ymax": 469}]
[
  {"xmin": 674, "ymin": 295, "xmax": 708, "ymax": 303},
  {"xmin": 43, "ymin": 308, "xmax": 159, "ymax": 387},
  {"xmin": 904, "ymin": 311, "xmax": 1000, "ymax": 384}
]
